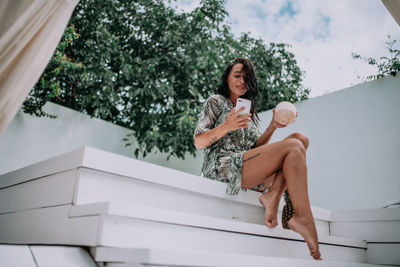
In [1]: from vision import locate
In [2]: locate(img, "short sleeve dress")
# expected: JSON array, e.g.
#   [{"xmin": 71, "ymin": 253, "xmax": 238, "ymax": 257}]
[{"xmin": 193, "ymin": 94, "xmax": 265, "ymax": 195}]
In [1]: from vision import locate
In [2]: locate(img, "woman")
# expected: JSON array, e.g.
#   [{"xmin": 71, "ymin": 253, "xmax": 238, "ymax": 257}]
[{"xmin": 193, "ymin": 57, "xmax": 322, "ymax": 260}]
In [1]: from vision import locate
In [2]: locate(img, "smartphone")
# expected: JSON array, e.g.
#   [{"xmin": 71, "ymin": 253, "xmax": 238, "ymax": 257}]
[{"xmin": 236, "ymin": 98, "xmax": 251, "ymax": 116}]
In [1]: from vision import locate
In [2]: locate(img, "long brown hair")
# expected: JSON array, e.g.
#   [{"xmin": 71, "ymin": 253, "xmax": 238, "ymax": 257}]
[{"xmin": 216, "ymin": 57, "xmax": 260, "ymax": 124}]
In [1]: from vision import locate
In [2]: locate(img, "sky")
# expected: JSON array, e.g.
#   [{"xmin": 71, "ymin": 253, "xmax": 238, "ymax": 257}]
[{"xmin": 167, "ymin": 0, "xmax": 400, "ymax": 98}]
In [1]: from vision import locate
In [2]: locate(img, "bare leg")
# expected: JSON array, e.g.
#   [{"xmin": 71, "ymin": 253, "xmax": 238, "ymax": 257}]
[
  {"xmin": 241, "ymin": 139, "xmax": 321, "ymax": 260},
  {"xmin": 283, "ymin": 148, "xmax": 321, "ymax": 259},
  {"xmin": 257, "ymin": 132, "xmax": 308, "ymax": 228},
  {"xmin": 258, "ymin": 170, "xmax": 286, "ymax": 228}
]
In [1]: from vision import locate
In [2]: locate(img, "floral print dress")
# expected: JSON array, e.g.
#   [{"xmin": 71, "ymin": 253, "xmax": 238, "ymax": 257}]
[{"xmin": 193, "ymin": 94, "xmax": 265, "ymax": 195}]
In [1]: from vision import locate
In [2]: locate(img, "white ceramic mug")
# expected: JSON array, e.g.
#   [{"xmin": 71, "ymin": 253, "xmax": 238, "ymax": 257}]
[{"xmin": 275, "ymin": 101, "xmax": 297, "ymax": 125}]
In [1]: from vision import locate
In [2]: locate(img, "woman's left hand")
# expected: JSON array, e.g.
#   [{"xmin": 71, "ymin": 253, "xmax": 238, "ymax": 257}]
[{"xmin": 269, "ymin": 108, "xmax": 298, "ymax": 129}]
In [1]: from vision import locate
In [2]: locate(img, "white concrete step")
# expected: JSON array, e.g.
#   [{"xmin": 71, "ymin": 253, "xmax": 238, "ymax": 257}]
[
  {"xmin": 91, "ymin": 247, "xmax": 385, "ymax": 267},
  {"xmin": 0, "ymin": 245, "xmax": 37, "ymax": 267},
  {"xmin": 0, "ymin": 205, "xmax": 99, "ymax": 246},
  {"xmin": 30, "ymin": 245, "xmax": 97, "ymax": 267},
  {"xmin": 0, "ymin": 146, "xmax": 331, "ymax": 234},
  {"xmin": 74, "ymin": 167, "xmax": 331, "ymax": 233},
  {"xmin": 331, "ymin": 207, "xmax": 400, "ymax": 266},
  {"xmin": 0, "ymin": 244, "xmax": 97, "ymax": 267},
  {"xmin": 0, "ymin": 146, "xmax": 395, "ymax": 265},
  {"xmin": 75, "ymin": 201, "xmax": 366, "ymax": 262},
  {"xmin": 331, "ymin": 207, "xmax": 400, "ymax": 242},
  {"xmin": 0, "ymin": 202, "xmax": 367, "ymax": 262},
  {"xmin": 71, "ymin": 201, "xmax": 365, "ymax": 248}
]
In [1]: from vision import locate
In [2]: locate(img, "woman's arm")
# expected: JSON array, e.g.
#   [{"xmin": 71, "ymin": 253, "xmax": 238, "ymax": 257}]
[
  {"xmin": 253, "ymin": 123, "xmax": 277, "ymax": 148},
  {"xmin": 194, "ymin": 123, "xmax": 229, "ymax": 149},
  {"xmin": 194, "ymin": 106, "xmax": 251, "ymax": 150},
  {"xmin": 253, "ymin": 108, "xmax": 293, "ymax": 148}
]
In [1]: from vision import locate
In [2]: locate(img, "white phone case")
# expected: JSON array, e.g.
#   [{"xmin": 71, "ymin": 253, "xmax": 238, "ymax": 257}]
[{"xmin": 236, "ymin": 98, "xmax": 251, "ymax": 115}]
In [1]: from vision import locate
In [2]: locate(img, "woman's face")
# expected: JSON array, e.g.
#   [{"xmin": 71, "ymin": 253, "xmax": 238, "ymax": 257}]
[{"xmin": 227, "ymin": 63, "xmax": 247, "ymax": 97}]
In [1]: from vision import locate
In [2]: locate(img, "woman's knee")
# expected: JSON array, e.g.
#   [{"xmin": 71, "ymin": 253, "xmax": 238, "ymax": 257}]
[
  {"xmin": 286, "ymin": 132, "xmax": 309, "ymax": 150},
  {"xmin": 283, "ymin": 138, "xmax": 306, "ymax": 155}
]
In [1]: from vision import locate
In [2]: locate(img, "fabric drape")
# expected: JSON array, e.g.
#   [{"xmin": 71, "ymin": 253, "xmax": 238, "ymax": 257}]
[
  {"xmin": 0, "ymin": 0, "xmax": 79, "ymax": 135},
  {"xmin": 382, "ymin": 0, "xmax": 400, "ymax": 26}
]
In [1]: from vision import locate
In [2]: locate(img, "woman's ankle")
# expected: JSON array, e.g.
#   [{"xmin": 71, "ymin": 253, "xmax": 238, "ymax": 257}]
[{"xmin": 292, "ymin": 208, "xmax": 314, "ymax": 220}]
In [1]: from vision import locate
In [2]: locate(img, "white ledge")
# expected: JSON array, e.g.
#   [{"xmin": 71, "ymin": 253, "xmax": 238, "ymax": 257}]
[
  {"xmin": 71, "ymin": 201, "xmax": 367, "ymax": 249},
  {"xmin": 0, "ymin": 146, "xmax": 332, "ymax": 220}
]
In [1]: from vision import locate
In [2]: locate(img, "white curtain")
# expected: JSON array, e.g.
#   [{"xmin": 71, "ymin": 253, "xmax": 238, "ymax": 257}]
[
  {"xmin": 382, "ymin": 0, "xmax": 400, "ymax": 26},
  {"xmin": 0, "ymin": 0, "xmax": 79, "ymax": 135}
]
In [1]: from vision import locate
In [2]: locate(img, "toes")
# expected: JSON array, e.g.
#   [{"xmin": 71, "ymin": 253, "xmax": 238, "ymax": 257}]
[
  {"xmin": 265, "ymin": 219, "xmax": 278, "ymax": 229},
  {"xmin": 311, "ymin": 251, "xmax": 321, "ymax": 260},
  {"xmin": 265, "ymin": 217, "xmax": 279, "ymax": 229}
]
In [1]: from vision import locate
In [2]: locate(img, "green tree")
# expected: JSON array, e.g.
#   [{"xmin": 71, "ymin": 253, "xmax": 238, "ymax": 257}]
[
  {"xmin": 352, "ymin": 35, "xmax": 399, "ymax": 82},
  {"xmin": 23, "ymin": 0, "xmax": 309, "ymax": 159},
  {"xmin": 23, "ymin": 25, "xmax": 84, "ymax": 118}
]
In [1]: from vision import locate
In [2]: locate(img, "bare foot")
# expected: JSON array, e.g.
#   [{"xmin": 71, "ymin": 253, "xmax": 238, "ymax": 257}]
[
  {"xmin": 259, "ymin": 192, "xmax": 280, "ymax": 228},
  {"xmin": 288, "ymin": 215, "xmax": 322, "ymax": 260}
]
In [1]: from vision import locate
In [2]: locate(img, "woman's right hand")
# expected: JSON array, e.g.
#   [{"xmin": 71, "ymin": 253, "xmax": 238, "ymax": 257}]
[{"xmin": 223, "ymin": 107, "xmax": 252, "ymax": 132}]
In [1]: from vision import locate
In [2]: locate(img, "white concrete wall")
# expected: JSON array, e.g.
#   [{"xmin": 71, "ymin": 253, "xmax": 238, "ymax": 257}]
[
  {"xmin": 0, "ymin": 75, "xmax": 398, "ymax": 210},
  {"xmin": 264, "ymin": 75, "xmax": 400, "ymax": 210},
  {"xmin": 0, "ymin": 101, "xmax": 203, "ymax": 177}
]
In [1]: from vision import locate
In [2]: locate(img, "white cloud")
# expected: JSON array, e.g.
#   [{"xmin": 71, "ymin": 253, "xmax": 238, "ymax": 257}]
[
  {"xmin": 165, "ymin": 0, "xmax": 201, "ymax": 13},
  {"xmin": 170, "ymin": 0, "xmax": 400, "ymax": 98}
]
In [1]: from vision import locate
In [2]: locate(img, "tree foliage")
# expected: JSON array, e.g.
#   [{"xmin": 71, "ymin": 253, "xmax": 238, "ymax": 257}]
[
  {"xmin": 352, "ymin": 35, "xmax": 399, "ymax": 82},
  {"xmin": 22, "ymin": 0, "xmax": 309, "ymax": 159}
]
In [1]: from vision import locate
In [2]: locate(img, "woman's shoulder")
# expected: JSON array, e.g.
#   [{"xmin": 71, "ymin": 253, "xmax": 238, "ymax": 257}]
[
  {"xmin": 207, "ymin": 93, "xmax": 224, "ymax": 101},
  {"xmin": 200, "ymin": 94, "xmax": 232, "ymax": 114},
  {"xmin": 206, "ymin": 94, "xmax": 229, "ymax": 106}
]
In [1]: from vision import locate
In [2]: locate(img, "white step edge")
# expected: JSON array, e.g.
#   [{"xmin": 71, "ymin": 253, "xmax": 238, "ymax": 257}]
[
  {"xmin": 98, "ymin": 264, "xmax": 146, "ymax": 267},
  {"xmin": 330, "ymin": 220, "xmax": 400, "ymax": 242},
  {"xmin": 330, "ymin": 207, "xmax": 400, "ymax": 243},
  {"xmin": 70, "ymin": 201, "xmax": 367, "ymax": 249},
  {"xmin": 382, "ymin": 199, "xmax": 400, "ymax": 208},
  {"xmin": 0, "ymin": 146, "xmax": 332, "ymax": 221},
  {"xmin": 0, "ymin": 205, "xmax": 100, "ymax": 245},
  {"xmin": 0, "ymin": 245, "xmax": 37, "ymax": 267},
  {"xmin": 0, "ymin": 146, "xmax": 86, "ymax": 188},
  {"xmin": 0, "ymin": 204, "xmax": 364, "ymax": 262},
  {"xmin": 331, "ymin": 207, "xmax": 400, "ymax": 222},
  {"xmin": 30, "ymin": 245, "xmax": 98, "ymax": 267},
  {"xmin": 91, "ymin": 247, "xmax": 382, "ymax": 267},
  {"xmin": 0, "ymin": 169, "xmax": 77, "ymax": 214},
  {"xmin": 366, "ymin": 243, "xmax": 400, "ymax": 265},
  {"xmin": 75, "ymin": 167, "xmax": 330, "ymax": 234},
  {"xmin": 0, "ymin": 166, "xmax": 330, "ymax": 232},
  {"xmin": 98, "ymin": 216, "xmax": 366, "ymax": 262}
]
